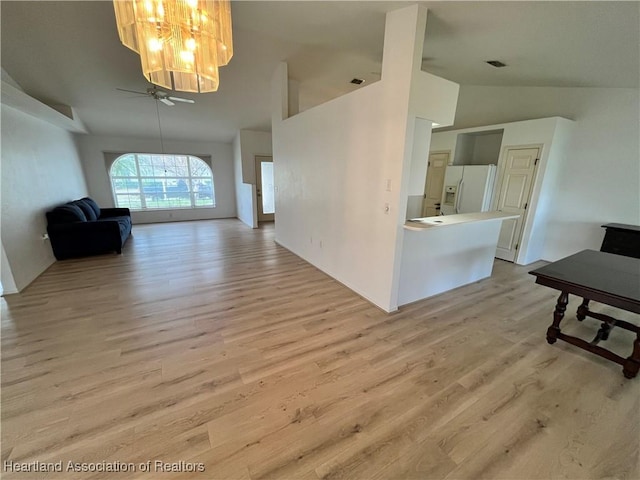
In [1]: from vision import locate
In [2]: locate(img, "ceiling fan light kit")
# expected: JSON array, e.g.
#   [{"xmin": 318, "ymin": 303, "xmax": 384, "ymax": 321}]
[{"xmin": 113, "ymin": 0, "xmax": 233, "ymax": 93}]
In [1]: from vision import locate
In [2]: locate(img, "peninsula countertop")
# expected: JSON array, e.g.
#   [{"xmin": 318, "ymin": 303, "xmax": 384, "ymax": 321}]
[
  {"xmin": 398, "ymin": 211, "xmax": 521, "ymax": 306},
  {"xmin": 404, "ymin": 212, "xmax": 520, "ymax": 231}
]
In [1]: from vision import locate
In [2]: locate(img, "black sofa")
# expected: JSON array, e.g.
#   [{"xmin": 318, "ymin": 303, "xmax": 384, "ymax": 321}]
[{"xmin": 46, "ymin": 197, "xmax": 132, "ymax": 260}]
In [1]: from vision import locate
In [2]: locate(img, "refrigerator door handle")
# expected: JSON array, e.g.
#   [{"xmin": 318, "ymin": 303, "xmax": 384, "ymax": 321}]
[{"xmin": 455, "ymin": 179, "xmax": 463, "ymax": 213}]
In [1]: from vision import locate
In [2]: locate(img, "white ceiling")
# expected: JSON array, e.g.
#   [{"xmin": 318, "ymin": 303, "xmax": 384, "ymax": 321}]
[{"xmin": 1, "ymin": 1, "xmax": 638, "ymax": 143}]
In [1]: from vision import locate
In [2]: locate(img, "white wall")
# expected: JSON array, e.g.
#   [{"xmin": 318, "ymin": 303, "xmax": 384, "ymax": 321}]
[
  {"xmin": 233, "ymin": 133, "xmax": 255, "ymax": 228},
  {"xmin": 1, "ymin": 106, "xmax": 88, "ymax": 291},
  {"xmin": 272, "ymin": 5, "xmax": 458, "ymax": 312},
  {"xmin": 1, "ymin": 241, "xmax": 18, "ymax": 295},
  {"xmin": 406, "ymin": 118, "xmax": 434, "ymax": 219},
  {"xmin": 232, "ymin": 130, "xmax": 272, "ymax": 229},
  {"xmin": 449, "ymin": 86, "xmax": 640, "ymax": 260},
  {"xmin": 238, "ymin": 130, "xmax": 273, "ymax": 185},
  {"xmin": 523, "ymin": 119, "xmax": 573, "ymax": 264},
  {"xmin": 409, "ymin": 71, "xmax": 459, "ymax": 125},
  {"xmin": 407, "ymin": 118, "xmax": 435, "ymax": 196},
  {"xmin": 75, "ymin": 134, "xmax": 236, "ymax": 224}
]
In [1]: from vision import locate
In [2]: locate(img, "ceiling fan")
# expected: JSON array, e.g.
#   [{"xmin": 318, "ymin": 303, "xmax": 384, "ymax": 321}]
[{"xmin": 116, "ymin": 85, "xmax": 195, "ymax": 106}]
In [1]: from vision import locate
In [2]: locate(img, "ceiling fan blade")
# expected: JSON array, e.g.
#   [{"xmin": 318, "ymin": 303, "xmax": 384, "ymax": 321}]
[
  {"xmin": 116, "ymin": 87, "xmax": 148, "ymax": 95},
  {"xmin": 168, "ymin": 96, "xmax": 195, "ymax": 104},
  {"xmin": 160, "ymin": 98, "xmax": 175, "ymax": 106}
]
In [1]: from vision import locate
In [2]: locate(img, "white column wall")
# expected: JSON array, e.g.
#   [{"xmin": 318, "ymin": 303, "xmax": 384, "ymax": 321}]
[{"xmin": 271, "ymin": 5, "xmax": 458, "ymax": 311}]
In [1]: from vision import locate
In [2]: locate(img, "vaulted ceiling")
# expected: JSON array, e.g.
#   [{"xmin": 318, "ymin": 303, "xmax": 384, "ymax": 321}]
[{"xmin": 2, "ymin": 1, "xmax": 638, "ymax": 142}]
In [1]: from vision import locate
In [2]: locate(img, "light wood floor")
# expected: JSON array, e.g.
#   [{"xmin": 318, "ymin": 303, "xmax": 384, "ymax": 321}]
[{"xmin": 2, "ymin": 220, "xmax": 638, "ymax": 480}]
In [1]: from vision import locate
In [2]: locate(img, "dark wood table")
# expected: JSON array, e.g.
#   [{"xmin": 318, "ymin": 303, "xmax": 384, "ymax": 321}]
[{"xmin": 529, "ymin": 249, "xmax": 640, "ymax": 378}]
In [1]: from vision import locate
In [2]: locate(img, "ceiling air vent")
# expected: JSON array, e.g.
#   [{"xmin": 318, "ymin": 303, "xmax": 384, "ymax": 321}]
[
  {"xmin": 486, "ymin": 60, "xmax": 507, "ymax": 68},
  {"xmin": 350, "ymin": 78, "xmax": 365, "ymax": 85}
]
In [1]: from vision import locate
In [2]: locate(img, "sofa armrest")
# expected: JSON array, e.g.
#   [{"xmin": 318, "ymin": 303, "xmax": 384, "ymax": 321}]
[{"xmin": 99, "ymin": 207, "xmax": 131, "ymax": 218}]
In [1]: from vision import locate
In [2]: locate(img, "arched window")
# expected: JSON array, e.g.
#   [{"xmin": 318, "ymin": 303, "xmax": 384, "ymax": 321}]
[{"xmin": 110, "ymin": 154, "xmax": 215, "ymax": 210}]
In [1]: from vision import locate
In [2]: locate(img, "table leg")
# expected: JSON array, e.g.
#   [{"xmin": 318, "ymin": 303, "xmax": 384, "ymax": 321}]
[
  {"xmin": 547, "ymin": 291, "xmax": 569, "ymax": 344},
  {"xmin": 622, "ymin": 332, "xmax": 640, "ymax": 379},
  {"xmin": 576, "ymin": 298, "xmax": 590, "ymax": 321}
]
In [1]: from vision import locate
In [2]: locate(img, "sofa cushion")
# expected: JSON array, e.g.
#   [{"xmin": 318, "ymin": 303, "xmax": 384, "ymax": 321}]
[
  {"xmin": 81, "ymin": 197, "xmax": 101, "ymax": 219},
  {"xmin": 50, "ymin": 204, "xmax": 87, "ymax": 223},
  {"xmin": 72, "ymin": 199, "xmax": 98, "ymax": 221}
]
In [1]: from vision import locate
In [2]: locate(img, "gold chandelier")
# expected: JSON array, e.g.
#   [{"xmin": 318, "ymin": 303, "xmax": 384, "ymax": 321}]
[{"xmin": 113, "ymin": 0, "xmax": 233, "ymax": 93}]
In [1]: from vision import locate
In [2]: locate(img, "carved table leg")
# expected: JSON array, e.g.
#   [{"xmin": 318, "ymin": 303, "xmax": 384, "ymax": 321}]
[
  {"xmin": 576, "ymin": 298, "xmax": 590, "ymax": 321},
  {"xmin": 547, "ymin": 291, "xmax": 569, "ymax": 344},
  {"xmin": 622, "ymin": 332, "xmax": 640, "ymax": 379}
]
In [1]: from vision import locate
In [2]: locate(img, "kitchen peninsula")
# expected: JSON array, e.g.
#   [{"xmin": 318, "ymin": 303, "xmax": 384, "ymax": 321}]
[{"xmin": 398, "ymin": 212, "xmax": 519, "ymax": 306}]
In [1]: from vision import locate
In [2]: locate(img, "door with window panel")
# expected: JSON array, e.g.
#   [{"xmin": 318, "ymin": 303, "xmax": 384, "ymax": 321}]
[{"xmin": 255, "ymin": 155, "xmax": 274, "ymax": 222}]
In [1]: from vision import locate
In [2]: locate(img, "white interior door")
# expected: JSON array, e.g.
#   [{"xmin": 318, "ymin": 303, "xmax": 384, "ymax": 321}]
[
  {"xmin": 255, "ymin": 156, "xmax": 274, "ymax": 222},
  {"xmin": 422, "ymin": 152, "xmax": 449, "ymax": 217},
  {"xmin": 495, "ymin": 147, "xmax": 540, "ymax": 262}
]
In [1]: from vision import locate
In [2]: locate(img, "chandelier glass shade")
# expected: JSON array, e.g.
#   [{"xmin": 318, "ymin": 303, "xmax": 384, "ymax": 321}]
[{"xmin": 113, "ymin": 0, "xmax": 233, "ymax": 93}]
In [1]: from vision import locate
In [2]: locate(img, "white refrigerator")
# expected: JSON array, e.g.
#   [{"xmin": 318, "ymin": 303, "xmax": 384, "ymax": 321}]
[{"xmin": 440, "ymin": 165, "xmax": 496, "ymax": 215}]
